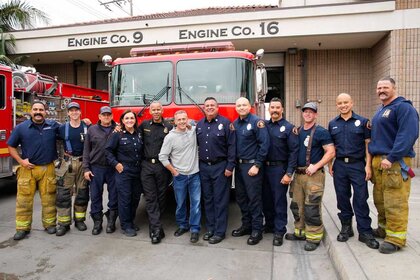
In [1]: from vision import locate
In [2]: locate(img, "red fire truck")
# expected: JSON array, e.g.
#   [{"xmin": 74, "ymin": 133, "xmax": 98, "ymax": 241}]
[
  {"xmin": 0, "ymin": 65, "xmax": 109, "ymax": 179},
  {"xmin": 102, "ymin": 41, "xmax": 267, "ymax": 122}
]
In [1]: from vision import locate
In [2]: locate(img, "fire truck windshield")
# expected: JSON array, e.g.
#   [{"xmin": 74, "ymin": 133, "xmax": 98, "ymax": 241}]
[
  {"xmin": 176, "ymin": 58, "xmax": 253, "ymax": 105},
  {"xmin": 111, "ymin": 61, "xmax": 172, "ymax": 107}
]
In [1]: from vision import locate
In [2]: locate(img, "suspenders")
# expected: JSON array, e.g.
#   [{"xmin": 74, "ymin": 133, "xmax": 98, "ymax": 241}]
[
  {"xmin": 298, "ymin": 124, "xmax": 317, "ymax": 167},
  {"xmin": 65, "ymin": 121, "xmax": 87, "ymax": 155}
]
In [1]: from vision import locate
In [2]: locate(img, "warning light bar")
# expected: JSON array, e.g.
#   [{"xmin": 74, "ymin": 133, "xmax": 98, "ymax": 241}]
[{"xmin": 130, "ymin": 41, "xmax": 235, "ymax": 57}]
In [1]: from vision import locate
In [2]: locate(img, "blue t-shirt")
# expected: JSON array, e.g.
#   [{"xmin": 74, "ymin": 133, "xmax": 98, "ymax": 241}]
[
  {"xmin": 297, "ymin": 125, "xmax": 333, "ymax": 167},
  {"xmin": 7, "ymin": 119, "xmax": 60, "ymax": 165},
  {"xmin": 59, "ymin": 122, "xmax": 87, "ymax": 156}
]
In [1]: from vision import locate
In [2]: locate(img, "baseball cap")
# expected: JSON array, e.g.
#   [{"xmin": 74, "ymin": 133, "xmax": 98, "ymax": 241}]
[
  {"xmin": 100, "ymin": 106, "xmax": 112, "ymax": 114},
  {"xmin": 302, "ymin": 102, "xmax": 317, "ymax": 113},
  {"xmin": 67, "ymin": 102, "xmax": 80, "ymax": 110}
]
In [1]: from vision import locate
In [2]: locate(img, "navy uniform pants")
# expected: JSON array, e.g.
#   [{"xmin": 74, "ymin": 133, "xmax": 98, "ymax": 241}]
[
  {"xmin": 141, "ymin": 161, "xmax": 171, "ymax": 232},
  {"xmin": 263, "ymin": 164, "xmax": 288, "ymax": 235},
  {"xmin": 234, "ymin": 163, "xmax": 263, "ymax": 233},
  {"xmin": 199, "ymin": 160, "xmax": 231, "ymax": 237},
  {"xmin": 333, "ymin": 159, "xmax": 372, "ymax": 234},
  {"xmin": 90, "ymin": 165, "xmax": 117, "ymax": 215},
  {"xmin": 115, "ymin": 165, "xmax": 142, "ymax": 231}
]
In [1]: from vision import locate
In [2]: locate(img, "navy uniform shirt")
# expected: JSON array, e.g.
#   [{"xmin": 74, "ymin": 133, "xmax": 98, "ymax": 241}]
[
  {"xmin": 297, "ymin": 125, "xmax": 333, "ymax": 167},
  {"xmin": 368, "ymin": 96, "xmax": 419, "ymax": 162},
  {"xmin": 7, "ymin": 119, "xmax": 60, "ymax": 165},
  {"xmin": 328, "ymin": 112, "xmax": 370, "ymax": 159},
  {"xmin": 58, "ymin": 122, "xmax": 87, "ymax": 156},
  {"xmin": 105, "ymin": 130, "xmax": 142, "ymax": 167},
  {"xmin": 233, "ymin": 113, "xmax": 269, "ymax": 167},
  {"xmin": 197, "ymin": 114, "xmax": 236, "ymax": 171},
  {"xmin": 266, "ymin": 118, "xmax": 299, "ymax": 174},
  {"xmin": 139, "ymin": 119, "xmax": 172, "ymax": 160}
]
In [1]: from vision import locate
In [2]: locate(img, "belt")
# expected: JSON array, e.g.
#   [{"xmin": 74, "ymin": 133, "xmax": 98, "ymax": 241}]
[
  {"xmin": 121, "ymin": 161, "xmax": 141, "ymax": 167},
  {"xmin": 336, "ymin": 157, "xmax": 364, "ymax": 163},
  {"xmin": 144, "ymin": 158, "xmax": 160, "ymax": 164},
  {"xmin": 265, "ymin": 160, "xmax": 286, "ymax": 166},
  {"xmin": 71, "ymin": 156, "xmax": 83, "ymax": 162},
  {"xmin": 200, "ymin": 158, "xmax": 226, "ymax": 166},
  {"xmin": 295, "ymin": 167, "xmax": 325, "ymax": 175},
  {"xmin": 237, "ymin": 159, "xmax": 256, "ymax": 164}
]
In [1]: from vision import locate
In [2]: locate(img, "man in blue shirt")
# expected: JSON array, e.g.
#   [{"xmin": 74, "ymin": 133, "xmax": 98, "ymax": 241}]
[
  {"xmin": 328, "ymin": 93, "xmax": 379, "ymax": 249},
  {"xmin": 263, "ymin": 98, "xmax": 298, "ymax": 246},
  {"xmin": 197, "ymin": 97, "xmax": 235, "ymax": 244},
  {"xmin": 285, "ymin": 102, "xmax": 335, "ymax": 251},
  {"xmin": 8, "ymin": 101, "xmax": 59, "ymax": 240},
  {"xmin": 232, "ymin": 97, "xmax": 269, "ymax": 245},
  {"xmin": 369, "ymin": 77, "xmax": 419, "ymax": 254}
]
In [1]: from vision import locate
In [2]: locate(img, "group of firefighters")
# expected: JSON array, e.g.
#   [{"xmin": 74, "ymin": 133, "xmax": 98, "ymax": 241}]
[{"xmin": 7, "ymin": 77, "xmax": 418, "ymax": 254}]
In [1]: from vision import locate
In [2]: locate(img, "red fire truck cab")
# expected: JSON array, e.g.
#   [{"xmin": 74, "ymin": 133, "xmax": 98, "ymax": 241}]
[{"xmin": 103, "ymin": 41, "xmax": 267, "ymax": 122}]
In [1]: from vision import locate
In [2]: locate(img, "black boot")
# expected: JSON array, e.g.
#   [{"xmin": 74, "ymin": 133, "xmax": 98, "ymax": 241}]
[
  {"xmin": 91, "ymin": 213, "xmax": 103, "ymax": 235},
  {"xmin": 105, "ymin": 210, "xmax": 118, "ymax": 233},
  {"xmin": 337, "ymin": 220, "xmax": 354, "ymax": 242}
]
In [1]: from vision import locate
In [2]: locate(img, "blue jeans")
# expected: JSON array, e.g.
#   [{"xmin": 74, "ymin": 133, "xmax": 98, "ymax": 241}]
[{"xmin": 173, "ymin": 172, "xmax": 201, "ymax": 233}]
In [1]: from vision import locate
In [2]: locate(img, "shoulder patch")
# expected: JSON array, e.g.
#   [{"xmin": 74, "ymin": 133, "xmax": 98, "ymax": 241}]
[
  {"xmin": 366, "ymin": 120, "xmax": 371, "ymax": 130},
  {"xmin": 229, "ymin": 123, "xmax": 235, "ymax": 131},
  {"xmin": 292, "ymin": 126, "xmax": 299, "ymax": 135},
  {"xmin": 257, "ymin": 120, "xmax": 265, "ymax": 128}
]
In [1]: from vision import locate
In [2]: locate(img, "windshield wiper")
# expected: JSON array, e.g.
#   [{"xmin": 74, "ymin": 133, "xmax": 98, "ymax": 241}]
[
  {"xmin": 138, "ymin": 74, "xmax": 171, "ymax": 117},
  {"xmin": 177, "ymin": 75, "xmax": 205, "ymax": 116}
]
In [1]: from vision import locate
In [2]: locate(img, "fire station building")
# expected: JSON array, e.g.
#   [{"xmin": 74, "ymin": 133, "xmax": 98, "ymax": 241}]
[{"xmin": 10, "ymin": 0, "xmax": 420, "ymax": 166}]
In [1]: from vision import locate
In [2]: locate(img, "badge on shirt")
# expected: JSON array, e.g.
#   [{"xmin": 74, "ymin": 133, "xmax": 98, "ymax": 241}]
[
  {"xmin": 354, "ymin": 120, "xmax": 361, "ymax": 127},
  {"xmin": 382, "ymin": 109, "xmax": 391, "ymax": 118},
  {"xmin": 247, "ymin": 123, "xmax": 252, "ymax": 130},
  {"xmin": 257, "ymin": 120, "xmax": 265, "ymax": 128},
  {"xmin": 218, "ymin": 123, "xmax": 223, "ymax": 130},
  {"xmin": 229, "ymin": 123, "xmax": 235, "ymax": 131},
  {"xmin": 280, "ymin": 125, "xmax": 285, "ymax": 132},
  {"xmin": 164, "ymin": 127, "xmax": 168, "ymax": 134},
  {"xmin": 304, "ymin": 135, "xmax": 310, "ymax": 147}
]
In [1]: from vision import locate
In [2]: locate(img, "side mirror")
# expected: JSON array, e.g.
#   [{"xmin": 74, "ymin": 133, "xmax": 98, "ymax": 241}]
[
  {"xmin": 255, "ymin": 49, "xmax": 264, "ymax": 60},
  {"xmin": 102, "ymin": 55, "xmax": 113, "ymax": 67}
]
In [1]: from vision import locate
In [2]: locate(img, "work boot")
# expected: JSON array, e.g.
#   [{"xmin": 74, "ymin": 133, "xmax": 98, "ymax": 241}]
[
  {"xmin": 75, "ymin": 221, "xmax": 87, "ymax": 231},
  {"xmin": 45, "ymin": 226, "xmax": 57, "ymax": 235},
  {"xmin": 358, "ymin": 233, "xmax": 379, "ymax": 249},
  {"xmin": 105, "ymin": 210, "xmax": 118, "ymax": 233},
  {"xmin": 337, "ymin": 220, "xmax": 354, "ymax": 242},
  {"xmin": 13, "ymin": 230, "xmax": 30, "ymax": 240},
  {"xmin": 372, "ymin": 227, "xmax": 386, "ymax": 239},
  {"xmin": 273, "ymin": 233, "xmax": 284, "ymax": 246},
  {"xmin": 285, "ymin": 233, "xmax": 306, "ymax": 241},
  {"xmin": 56, "ymin": 225, "xmax": 70, "ymax": 236},
  {"xmin": 91, "ymin": 213, "xmax": 103, "ymax": 235},
  {"xmin": 304, "ymin": 241, "xmax": 319, "ymax": 251},
  {"xmin": 378, "ymin": 242, "xmax": 400, "ymax": 254}
]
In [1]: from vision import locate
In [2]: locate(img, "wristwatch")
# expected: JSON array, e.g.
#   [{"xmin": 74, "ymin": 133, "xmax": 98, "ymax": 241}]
[{"xmin": 286, "ymin": 172, "xmax": 294, "ymax": 178}]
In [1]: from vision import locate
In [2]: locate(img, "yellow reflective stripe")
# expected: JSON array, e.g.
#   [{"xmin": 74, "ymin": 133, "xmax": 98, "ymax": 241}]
[
  {"xmin": 43, "ymin": 217, "xmax": 56, "ymax": 224},
  {"xmin": 74, "ymin": 212, "xmax": 86, "ymax": 219},
  {"xmin": 294, "ymin": 228, "xmax": 306, "ymax": 237},
  {"xmin": 306, "ymin": 232, "xmax": 323, "ymax": 241},
  {"xmin": 385, "ymin": 229, "xmax": 407, "ymax": 239},
  {"xmin": 57, "ymin": 216, "xmax": 71, "ymax": 223},
  {"xmin": 0, "ymin": 148, "xmax": 9, "ymax": 154},
  {"xmin": 16, "ymin": 220, "xmax": 31, "ymax": 227}
]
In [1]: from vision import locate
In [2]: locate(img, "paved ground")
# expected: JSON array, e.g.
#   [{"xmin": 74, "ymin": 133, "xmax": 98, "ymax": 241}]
[{"xmin": 0, "ymin": 180, "xmax": 337, "ymax": 280}]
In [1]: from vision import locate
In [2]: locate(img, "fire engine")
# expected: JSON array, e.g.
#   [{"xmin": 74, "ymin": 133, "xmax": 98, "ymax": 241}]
[
  {"xmin": 102, "ymin": 41, "xmax": 267, "ymax": 122},
  {"xmin": 0, "ymin": 64, "xmax": 109, "ymax": 179}
]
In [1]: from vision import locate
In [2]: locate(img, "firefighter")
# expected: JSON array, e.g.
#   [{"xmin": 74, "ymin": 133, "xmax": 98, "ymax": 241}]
[
  {"xmin": 55, "ymin": 102, "xmax": 89, "ymax": 236},
  {"xmin": 139, "ymin": 101, "xmax": 172, "ymax": 244},
  {"xmin": 232, "ymin": 97, "xmax": 269, "ymax": 245},
  {"xmin": 83, "ymin": 106, "xmax": 118, "ymax": 235},
  {"xmin": 8, "ymin": 101, "xmax": 59, "ymax": 240},
  {"xmin": 197, "ymin": 97, "xmax": 236, "ymax": 244},
  {"xmin": 328, "ymin": 93, "xmax": 379, "ymax": 249},
  {"xmin": 369, "ymin": 77, "xmax": 419, "ymax": 254},
  {"xmin": 262, "ymin": 98, "xmax": 298, "ymax": 246},
  {"xmin": 105, "ymin": 110, "xmax": 142, "ymax": 237},
  {"xmin": 285, "ymin": 102, "xmax": 335, "ymax": 251}
]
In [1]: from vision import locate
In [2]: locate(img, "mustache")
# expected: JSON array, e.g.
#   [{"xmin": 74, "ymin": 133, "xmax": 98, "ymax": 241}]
[{"xmin": 34, "ymin": 113, "xmax": 43, "ymax": 117}]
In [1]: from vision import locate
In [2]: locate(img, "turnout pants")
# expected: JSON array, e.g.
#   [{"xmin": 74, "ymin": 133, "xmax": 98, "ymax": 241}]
[
  {"xmin": 372, "ymin": 156, "xmax": 411, "ymax": 247},
  {"xmin": 289, "ymin": 169, "xmax": 325, "ymax": 243},
  {"xmin": 16, "ymin": 163, "xmax": 57, "ymax": 231},
  {"xmin": 56, "ymin": 158, "xmax": 89, "ymax": 226}
]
